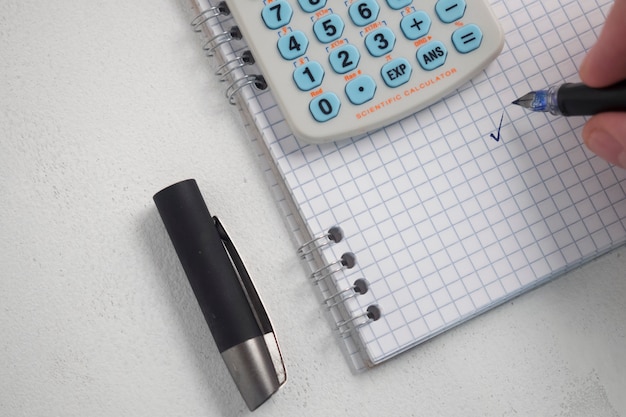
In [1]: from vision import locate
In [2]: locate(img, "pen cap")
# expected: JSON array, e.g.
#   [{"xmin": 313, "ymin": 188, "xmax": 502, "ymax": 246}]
[
  {"xmin": 153, "ymin": 179, "xmax": 263, "ymax": 352},
  {"xmin": 154, "ymin": 179, "xmax": 285, "ymax": 411}
]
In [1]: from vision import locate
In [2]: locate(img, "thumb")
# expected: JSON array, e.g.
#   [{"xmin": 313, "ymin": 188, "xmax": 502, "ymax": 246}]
[{"xmin": 582, "ymin": 113, "xmax": 626, "ymax": 169}]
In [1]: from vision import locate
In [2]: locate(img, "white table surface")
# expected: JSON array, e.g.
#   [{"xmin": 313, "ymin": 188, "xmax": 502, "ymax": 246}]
[{"xmin": 1, "ymin": 1, "xmax": 625, "ymax": 416}]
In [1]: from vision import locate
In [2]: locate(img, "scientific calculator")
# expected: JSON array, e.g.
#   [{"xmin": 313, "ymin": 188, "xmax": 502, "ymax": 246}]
[{"xmin": 227, "ymin": 0, "xmax": 504, "ymax": 144}]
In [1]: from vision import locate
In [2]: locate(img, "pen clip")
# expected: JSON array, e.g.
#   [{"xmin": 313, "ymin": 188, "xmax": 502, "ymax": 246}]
[{"xmin": 213, "ymin": 216, "xmax": 287, "ymax": 386}]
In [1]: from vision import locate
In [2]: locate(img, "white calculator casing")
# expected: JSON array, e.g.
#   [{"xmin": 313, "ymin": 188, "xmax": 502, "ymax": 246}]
[{"xmin": 227, "ymin": 0, "xmax": 504, "ymax": 144}]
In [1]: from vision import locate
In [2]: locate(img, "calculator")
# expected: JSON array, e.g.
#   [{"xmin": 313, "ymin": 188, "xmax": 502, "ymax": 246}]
[{"xmin": 226, "ymin": 0, "xmax": 504, "ymax": 144}]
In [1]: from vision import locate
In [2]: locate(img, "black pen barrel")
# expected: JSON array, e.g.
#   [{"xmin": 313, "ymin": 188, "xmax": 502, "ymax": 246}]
[
  {"xmin": 154, "ymin": 179, "xmax": 262, "ymax": 352},
  {"xmin": 558, "ymin": 81, "xmax": 626, "ymax": 116}
]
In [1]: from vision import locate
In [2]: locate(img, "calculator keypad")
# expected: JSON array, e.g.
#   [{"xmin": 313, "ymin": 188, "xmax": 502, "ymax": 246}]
[{"xmin": 235, "ymin": 0, "xmax": 503, "ymax": 143}]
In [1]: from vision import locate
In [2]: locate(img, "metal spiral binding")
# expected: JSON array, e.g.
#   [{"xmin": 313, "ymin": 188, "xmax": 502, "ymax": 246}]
[
  {"xmin": 190, "ymin": 4, "xmax": 269, "ymax": 104},
  {"xmin": 216, "ymin": 50, "xmax": 255, "ymax": 82},
  {"xmin": 310, "ymin": 252, "xmax": 356, "ymax": 283},
  {"xmin": 337, "ymin": 305, "xmax": 382, "ymax": 337},
  {"xmin": 225, "ymin": 75, "xmax": 267, "ymax": 105},
  {"xmin": 203, "ymin": 26, "xmax": 242, "ymax": 57},
  {"xmin": 324, "ymin": 278, "xmax": 369, "ymax": 309},
  {"xmin": 297, "ymin": 226, "xmax": 344, "ymax": 258},
  {"xmin": 190, "ymin": 2, "xmax": 230, "ymax": 32}
]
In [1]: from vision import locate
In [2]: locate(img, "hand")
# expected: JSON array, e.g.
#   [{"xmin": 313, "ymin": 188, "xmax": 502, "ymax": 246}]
[{"xmin": 579, "ymin": 0, "xmax": 626, "ymax": 169}]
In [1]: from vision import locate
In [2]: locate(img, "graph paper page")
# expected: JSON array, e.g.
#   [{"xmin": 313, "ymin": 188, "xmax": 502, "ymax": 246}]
[{"xmin": 210, "ymin": 0, "xmax": 626, "ymax": 366}]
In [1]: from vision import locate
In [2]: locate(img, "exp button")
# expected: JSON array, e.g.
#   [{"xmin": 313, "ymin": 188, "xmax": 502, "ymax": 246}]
[{"xmin": 381, "ymin": 58, "xmax": 412, "ymax": 88}]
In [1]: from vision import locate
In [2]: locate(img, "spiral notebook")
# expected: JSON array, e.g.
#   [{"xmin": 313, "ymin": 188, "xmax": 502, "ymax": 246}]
[{"xmin": 189, "ymin": 0, "xmax": 626, "ymax": 370}]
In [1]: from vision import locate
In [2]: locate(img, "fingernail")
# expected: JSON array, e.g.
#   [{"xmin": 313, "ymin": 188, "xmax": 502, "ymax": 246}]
[{"xmin": 586, "ymin": 130, "xmax": 626, "ymax": 169}]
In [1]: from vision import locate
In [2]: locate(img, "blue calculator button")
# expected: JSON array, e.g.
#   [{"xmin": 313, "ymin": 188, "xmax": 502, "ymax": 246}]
[
  {"xmin": 329, "ymin": 44, "xmax": 360, "ymax": 74},
  {"xmin": 365, "ymin": 27, "xmax": 396, "ymax": 57},
  {"xmin": 277, "ymin": 31, "xmax": 309, "ymax": 60},
  {"xmin": 313, "ymin": 14, "xmax": 345, "ymax": 44},
  {"xmin": 294, "ymin": 61, "xmax": 325, "ymax": 91},
  {"xmin": 435, "ymin": 0, "xmax": 466, "ymax": 24},
  {"xmin": 310, "ymin": 93, "xmax": 341, "ymax": 122},
  {"xmin": 348, "ymin": 0, "xmax": 380, "ymax": 27},
  {"xmin": 381, "ymin": 58, "xmax": 412, "ymax": 88},
  {"xmin": 262, "ymin": 0, "xmax": 294, "ymax": 30},
  {"xmin": 452, "ymin": 24, "xmax": 483, "ymax": 53},
  {"xmin": 385, "ymin": 0, "xmax": 413, "ymax": 9},
  {"xmin": 417, "ymin": 41, "xmax": 448, "ymax": 70},
  {"xmin": 345, "ymin": 75, "xmax": 377, "ymax": 105},
  {"xmin": 400, "ymin": 11, "xmax": 432, "ymax": 40},
  {"xmin": 297, "ymin": 0, "xmax": 327, "ymax": 13}
]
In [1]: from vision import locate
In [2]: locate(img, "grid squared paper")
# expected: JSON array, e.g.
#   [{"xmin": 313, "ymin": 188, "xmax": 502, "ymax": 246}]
[{"xmin": 192, "ymin": 0, "xmax": 626, "ymax": 368}]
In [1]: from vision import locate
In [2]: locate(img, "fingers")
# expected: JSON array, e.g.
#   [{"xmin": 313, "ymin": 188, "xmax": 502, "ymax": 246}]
[
  {"xmin": 579, "ymin": 0, "xmax": 626, "ymax": 87},
  {"xmin": 582, "ymin": 112, "xmax": 626, "ymax": 168}
]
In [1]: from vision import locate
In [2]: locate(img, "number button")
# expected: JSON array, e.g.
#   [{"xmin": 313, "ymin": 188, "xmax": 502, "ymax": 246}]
[
  {"xmin": 297, "ymin": 0, "xmax": 327, "ymax": 13},
  {"xmin": 400, "ymin": 11, "xmax": 432, "ymax": 40},
  {"xmin": 452, "ymin": 24, "xmax": 483, "ymax": 53},
  {"xmin": 365, "ymin": 27, "xmax": 396, "ymax": 57},
  {"xmin": 348, "ymin": 0, "xmax": 380, "ymax": 27},
  {"xmin": 385, "ymin": 0, "xmax": 413, "ymax": 9},
  {"xmin": 313, "ymin": 14, "xmax": 345, "ymax": 44},
  {"xmin": 310, "ymin": 93, "xmax": 341, "ymax": 122},
  {"xmin": 345, "ymin": 75, "xmax": 377, "ymax": 105},
  {"xmin": 261, "ymin": 0, "xmax": 293, "ymax": 30},
  {"xmin": 381, "ymin": 58, "xmax": 412, "ymax": 88},
  {"xmin": 435, "ymin": 0, "xmax": 466, "ymax": 24},
  {"xmin": 417, "ymin": 41, "xmax": 448, "ymax": 70},
  {"xmin": 277, "ymin": 31, "xmax": 309, "ymax": 60},
  {"xmin": 329, "ymin": 44, "xmax": 360, "ymax": 74},
  {"xmin": 294, "ymin": 61, "xmax": 325, "ymax": 91}
]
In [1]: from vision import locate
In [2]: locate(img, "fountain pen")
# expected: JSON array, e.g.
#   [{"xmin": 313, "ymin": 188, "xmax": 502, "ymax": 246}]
[{"xmin": 512, "ymin": 80, "xmax": 626, "ymax": 116}]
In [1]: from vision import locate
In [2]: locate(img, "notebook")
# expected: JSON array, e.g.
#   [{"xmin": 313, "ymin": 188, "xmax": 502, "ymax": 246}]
[{"xmin": 188, "ymin": 0, "xmax": 626, "ymax": 370}]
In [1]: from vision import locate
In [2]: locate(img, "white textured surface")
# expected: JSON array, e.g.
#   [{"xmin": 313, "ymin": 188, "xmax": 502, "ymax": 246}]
[{"xmin": 1, "ymin": 1, "xmax": 625, "ymax": 416}]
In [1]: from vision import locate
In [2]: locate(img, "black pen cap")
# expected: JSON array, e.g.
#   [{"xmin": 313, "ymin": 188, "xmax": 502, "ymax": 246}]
[{"xmin": 153, "ymin": 179, "xmax": 284, "ymax": 410}]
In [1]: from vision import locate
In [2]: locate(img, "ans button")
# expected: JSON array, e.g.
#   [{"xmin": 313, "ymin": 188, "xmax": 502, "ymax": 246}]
[
  {"xmin": 381, "ymin": 58, "xmax": 412, "ymax": 88},
  {"xmin": 417, "ymin": 41, "xmax": 448, "ymax": 71},
  {"xmin": 345, "ymin": 75, "xmax": 377, "ymax": 105}
]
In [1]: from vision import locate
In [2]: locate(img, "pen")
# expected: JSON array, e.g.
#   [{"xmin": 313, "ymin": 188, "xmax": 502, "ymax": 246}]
[
  {"xmin": 512, "ymin": 80, "xmax": 626, "ymax": 116},
  {"xmin": 153, "ymin": 179, "xmax": 286, "ymax": 411}
]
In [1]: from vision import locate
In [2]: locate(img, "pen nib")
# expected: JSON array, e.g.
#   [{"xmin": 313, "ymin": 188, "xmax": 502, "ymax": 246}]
[
  {"xmin": 512, "ymin": 92, "xmax": 536, "ymax": 109},
  {"xmin": 511, "ymin": 90, "xmax": 551, "ymax": 112}
]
